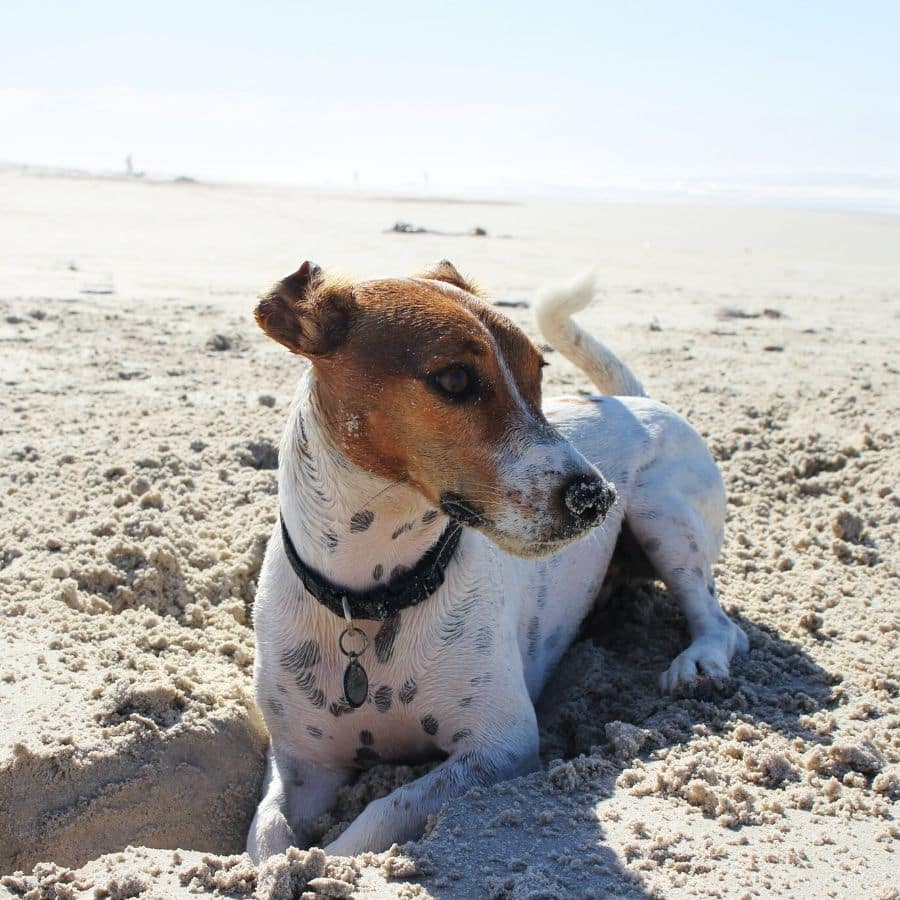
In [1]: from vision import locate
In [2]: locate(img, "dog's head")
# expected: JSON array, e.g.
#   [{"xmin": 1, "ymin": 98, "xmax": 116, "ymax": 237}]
[{"xmin": 255, "ymin": 260, "xmax": 615, "ymax": 557}]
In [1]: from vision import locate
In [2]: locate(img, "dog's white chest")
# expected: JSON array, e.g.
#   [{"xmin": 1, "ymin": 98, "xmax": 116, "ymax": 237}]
[
  {"xmin": 254, "ymin": 518, "xmax": 624, "ymax": 772},
  {"xmin": 507, "ymin": 509, "xmax": 625, "ymax": 698},
  {"xmin": 254, "ymin": 538, "xmax": 514, "ymax": 767}
]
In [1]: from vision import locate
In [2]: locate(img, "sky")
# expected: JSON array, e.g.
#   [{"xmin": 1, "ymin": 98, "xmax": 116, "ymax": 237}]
[{"xmin": 2, "ymin": 1, "xmax": 899, "ymax": 208}]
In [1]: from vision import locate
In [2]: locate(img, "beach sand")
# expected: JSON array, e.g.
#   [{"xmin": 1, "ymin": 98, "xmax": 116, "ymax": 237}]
[{"xmin": 1, "ymin": 165, "xmax": 897, "ymax": 898}]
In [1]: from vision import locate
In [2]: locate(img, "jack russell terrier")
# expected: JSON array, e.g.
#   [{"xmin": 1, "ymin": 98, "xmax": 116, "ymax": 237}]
[{"xmin": 246, "ymin": 260, "xmax": 748, "ymax": 861}]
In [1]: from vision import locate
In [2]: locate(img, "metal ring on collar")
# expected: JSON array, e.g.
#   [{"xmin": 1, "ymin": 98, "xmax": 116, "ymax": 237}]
[{"xmin": 338, "ymin": 625, "xmax": 369, "ymax": 657}]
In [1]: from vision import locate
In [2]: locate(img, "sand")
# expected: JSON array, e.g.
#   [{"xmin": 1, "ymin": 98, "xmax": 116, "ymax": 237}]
[{"xmin": 1, "ymin": 164, "xmax": 897, "ymax": 898}]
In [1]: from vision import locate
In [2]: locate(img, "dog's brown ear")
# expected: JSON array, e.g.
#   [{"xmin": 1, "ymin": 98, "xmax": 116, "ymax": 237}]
[
  {"xmin": 255, "ymin": 261, "xmax": 355, "ymax": 356},
  {"xmin": 417, "ymin": 259, "xmax": 483, "ymax": 296}
]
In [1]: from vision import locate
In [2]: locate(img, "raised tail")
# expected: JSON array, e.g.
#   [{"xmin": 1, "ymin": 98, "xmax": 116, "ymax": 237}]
[{"xmin": 535, "ymin": 273, "xmax": 646, "ymax": 397}]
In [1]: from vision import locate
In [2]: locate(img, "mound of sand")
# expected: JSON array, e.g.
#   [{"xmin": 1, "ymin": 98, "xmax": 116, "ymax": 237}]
[{"xmin": 1, "ymin": 168, "xmax": 897, "ymax": 898}]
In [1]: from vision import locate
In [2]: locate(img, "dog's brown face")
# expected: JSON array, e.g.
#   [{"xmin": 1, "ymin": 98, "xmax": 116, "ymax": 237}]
[{"xmin": 256, "ymin": 260, "xmax": 615, "ymax": 556}]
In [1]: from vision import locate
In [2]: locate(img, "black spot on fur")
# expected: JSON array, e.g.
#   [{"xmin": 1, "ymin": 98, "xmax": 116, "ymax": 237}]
[
  {"xmin": 535, "ymin": 563, "xmax": 549, "ymax": 609},
  {"xmin": 354, "ymin": 746, "xmax": 381, "ymax": 767},
  {"xmin": 281, "ymin": 640, "xmax": 321, "ymax": 673},
  {"xmin": 399, "ymin": 678, "xmax": 417, "ymax": 705},
  {"xmin": 267, "ymin": 698, "xmax": 285, "ymax": 717},
  {"xmin": 392, "ymin": 520, "xmax": 415, "ymax": 540},
  {"xmin": 288, "ymin": 668, "xmax": 325, "ymax": 709},
  {"xmin": 275, "ymin": 682, "xmax": 289, "ymax": 695},
  {"xmin": 329, "ymin": 699, "xmax": 356, "ymax": 717},
  {"xmin": 322, "ymin": 531, "xmax": 338, "ymax": 552},
  {"xmin": 421, "ymin": 714, "xmax": 439, "ymax": 736},
  {"xmin": 374, "ymin": 614, "xmax": 401, "ymax": 664},
  {"xmin": 296, "ymin": 412, "xmax": 309, "ymax": 447},
  {"xmin": 452, "ymin": 728, "xmax": 473, "ymax": 743},
  {"xmin": 306, "ymin": 725, "xmax": 323, "ymax": 739},
  {"xmin": 456, "ymin": 750, "xmax": 500, "ymax": 782},
  {"xmin": 441, "ymin": 610, "xmax": 465, "ymax": 645},
  {"xmin": 459, "ymin": 696, "xmax": 474, "ymax": 708},
  {"xmin": 425, "ymin": 771, "xmax": 449, "ymax": 798},
  {"xmin": 440, "ymin": 588, "xmax": 479, "ymax": 648},
  {"xmin": 422, "ymin": 508, "xmax": 440, "ymax": 524},
  {"xmin": 689, "ymin": 540, "xmax": 699, "ymax": 553},
  {"xmin": 691, "ymin": 566, "xmax": 704, "ymax": 579},
  {"xmin": 527, "ymin": 616, "xmax": 540, "ymax": 656},
  {"xmin": 470, "ymin": 673, "xmax": 493, "ymax": 686},
  {"xmin": 350, "ymin": 510, "xmax": 375, "ymax": 532},
  {"xmin": 372, "ymin": 563, "xmax": 384, "ymax": 581},
  {"xmin": 644, "ymin": 537, "xmax": 661, "ymax": 553},
  {"xmin": 390, "ymin": 564, "xmax": 408, "ymax": 581},
  {"xmin": 280, "ymin": 642, "xmax": 325, "ymax": 708},
  {"xmin": 475, "ymin": 625, "xmax": 493, "ymax": 655},
  {"xmin": 360, "ymin": 729, "xmax": 375, "ymax": 746},
  {"xmin": 374, "ymin": 685, "xmax": 393, "ymax": 712}
]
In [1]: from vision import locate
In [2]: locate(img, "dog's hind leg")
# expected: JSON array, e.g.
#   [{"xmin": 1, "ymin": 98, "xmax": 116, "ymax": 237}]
[
  {"xmin": 247, "ymin": 747, "xmax": 350, "ymax": 863},
  {"xmin": 626, "ymin": 487, "xmax": 748, "ymax": 692}
]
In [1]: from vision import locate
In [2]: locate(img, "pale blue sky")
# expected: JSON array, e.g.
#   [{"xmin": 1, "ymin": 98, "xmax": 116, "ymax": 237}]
[{"xmin": 2, "ymin": 1, "xmax": 899, "ymax": 205}]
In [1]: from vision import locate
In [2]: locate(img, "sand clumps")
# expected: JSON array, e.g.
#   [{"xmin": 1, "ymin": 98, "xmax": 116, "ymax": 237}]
[
  {"xmin": 1, "ymin": 172, "xmax": 899, "ymax": 897},
  {"xmin": 1, "ymin": 845, "xmax": 422, "ymax": 900},
  {"xmin": 181, "ymin": 846, "xmax": 352, "ymax": 899}
]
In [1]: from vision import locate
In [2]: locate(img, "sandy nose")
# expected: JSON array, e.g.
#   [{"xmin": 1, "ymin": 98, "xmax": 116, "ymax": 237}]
[{"xmin": 560, "ymin": 473, "xmax": 617, "ymax": 527}]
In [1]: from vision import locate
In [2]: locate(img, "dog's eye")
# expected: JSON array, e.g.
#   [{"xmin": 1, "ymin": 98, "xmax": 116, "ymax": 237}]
[{"xmin": 432, "ymin": 364, "xmax": 475, "ymax": 400}]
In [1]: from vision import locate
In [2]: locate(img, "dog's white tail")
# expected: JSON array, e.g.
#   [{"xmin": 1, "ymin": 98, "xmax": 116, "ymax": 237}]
[{"xmin": 535, "ymin": 273, "xmax": 646, "ymax": 397}]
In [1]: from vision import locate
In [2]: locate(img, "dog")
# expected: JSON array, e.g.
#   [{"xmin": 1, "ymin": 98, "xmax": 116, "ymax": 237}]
[{"xmin": 246, "ymin": 260, "xmax": 748, "ymax": 861}]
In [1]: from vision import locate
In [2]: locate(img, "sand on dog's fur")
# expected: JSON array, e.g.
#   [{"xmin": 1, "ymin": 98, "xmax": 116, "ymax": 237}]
[{"xmin": 0, "ymin": 166, "xmax": 897, "ymax": 898}]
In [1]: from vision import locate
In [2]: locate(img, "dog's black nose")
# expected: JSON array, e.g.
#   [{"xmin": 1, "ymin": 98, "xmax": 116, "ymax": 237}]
[{"xmin": 559, "ymin": 473, "xmax": 616, "ymax": 528}]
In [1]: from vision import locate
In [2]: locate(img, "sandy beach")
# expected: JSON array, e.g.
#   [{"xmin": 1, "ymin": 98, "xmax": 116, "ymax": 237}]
[{"xmin": 1, "ymin": 165, "xmax": 897, "ymax": 898}]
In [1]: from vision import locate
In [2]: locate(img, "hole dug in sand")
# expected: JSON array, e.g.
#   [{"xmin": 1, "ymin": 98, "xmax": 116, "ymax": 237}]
[
  {"xmin": 1, "ymin": 627, "xmax": 268, "ymax": 874},
  {"xmin": 1, "ymin": 434, "xmax": 275, "ymax": 876}
]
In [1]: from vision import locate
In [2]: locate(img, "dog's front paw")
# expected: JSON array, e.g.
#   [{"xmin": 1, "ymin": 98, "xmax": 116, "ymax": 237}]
[
  {"xmin": 247, "ymin": 807, "xmax": 297, "ymax": 864},
  {"xmin": 659, "ymin": 622, "xmax": 748, "ymax": 693},
  {"xmin": 324, "ymin": 795, "xmax": 402, "ymax": 857},
  {"xmin": 324, "ymin": 825, "xmax": 384, "ymax": 858}
]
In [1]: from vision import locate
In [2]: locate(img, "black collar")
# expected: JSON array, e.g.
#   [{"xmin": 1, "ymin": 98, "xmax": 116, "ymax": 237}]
[{"xmin": 279, "ymin": 513, "xmax": 463, "ymax": 621}]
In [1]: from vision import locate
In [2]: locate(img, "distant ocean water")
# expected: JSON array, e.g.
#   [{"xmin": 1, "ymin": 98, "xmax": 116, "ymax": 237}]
[
  {"xmin": 547, "ymin": 174, "xmax": 900, "ymax": 217},
  {"xmin": 6, "ymin": 163, "xmax": 899, "ymax": 216}
]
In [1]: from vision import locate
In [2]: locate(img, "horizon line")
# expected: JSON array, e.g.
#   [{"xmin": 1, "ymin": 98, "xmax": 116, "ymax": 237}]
[{"xmin": 3, "ymin": 160, "xmax": 899, "ymax": 218}]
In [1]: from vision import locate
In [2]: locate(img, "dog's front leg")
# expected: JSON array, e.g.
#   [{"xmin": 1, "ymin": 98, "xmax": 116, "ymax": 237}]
[
  {"xmin": 324, "ymin": 726, "xmax": 540, "ymax": 856},
  {"xmin": 247, "ymin": 747, "xmax": 350, "ymax": 863}
]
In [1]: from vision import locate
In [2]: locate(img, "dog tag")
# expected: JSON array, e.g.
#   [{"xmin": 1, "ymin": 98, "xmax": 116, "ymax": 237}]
[{"xmin": 343, "ymin": 655, "xmax": 369, "ymax": 708}]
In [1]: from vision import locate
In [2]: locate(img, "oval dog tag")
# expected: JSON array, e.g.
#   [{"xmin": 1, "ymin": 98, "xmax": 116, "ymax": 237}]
[{"xmin": 343, "ymin": 656, "xmax": 368, "ymax": 708}]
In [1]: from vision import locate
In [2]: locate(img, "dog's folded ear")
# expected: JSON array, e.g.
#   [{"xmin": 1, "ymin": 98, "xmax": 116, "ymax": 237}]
[
  {"xmin": 255, "ymin": 261, "xmax": 356, "ymax": 356},
  {"xmin": 416, "ymin": 259, "xmax": 483, "ymax": 296}
]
